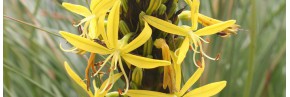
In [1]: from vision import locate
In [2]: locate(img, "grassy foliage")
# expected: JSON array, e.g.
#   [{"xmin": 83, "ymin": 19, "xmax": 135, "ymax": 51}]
[{"xmin": 3, "ymin": 0, "xmax": 285, "ymax": 97}]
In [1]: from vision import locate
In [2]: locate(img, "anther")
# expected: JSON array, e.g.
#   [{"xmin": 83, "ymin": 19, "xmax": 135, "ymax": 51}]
[
  {"xmin": 215, "ymin": 53, "xmax": 220, "ymax": 60},
  {"xmin": 118, "ymin": 88, "xmax": 123, "ymax": 95},
  {"xmin": 196, "ymin": 60, "xmax": 202, "ymax": 68}
]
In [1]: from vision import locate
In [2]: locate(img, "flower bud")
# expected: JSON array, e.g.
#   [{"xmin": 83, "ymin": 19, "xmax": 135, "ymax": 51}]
[
  {"xmin": 167, "ymin": 2, "xmax": 177, "ymax": 19},
  {"xmin": 146, "ymin": 0, "xmax": 162, "ymax": 15},
  {"xmin": 132, "ymin": 67, "xmax": 143, "ymax": 87},
  {"xmin": 121, "ymin": 0, "xmax": 128, "ymax": 13},
  {"xmin": 143, "ymin": 37, "xmax": 153, "ymax": 56},
  {"xmin": 157, "ymin": 4, "xmax": 167, "ymax": 16},
  {"xmin": 119, "ymin": 20, "xmax": 130, "ymax": 35}
]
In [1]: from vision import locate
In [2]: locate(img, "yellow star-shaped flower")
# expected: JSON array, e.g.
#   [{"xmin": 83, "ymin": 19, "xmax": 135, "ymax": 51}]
[
  {"xmin": 142, "ymin": 14, "xmax": 236, "ymax": 67},
  {"xmin": 60, "ymin": 1, "xmax": 171, "ymax": 94},
  {"xmin": 62, "ymin": 0, "xmax": 118, "ymax": 39}
]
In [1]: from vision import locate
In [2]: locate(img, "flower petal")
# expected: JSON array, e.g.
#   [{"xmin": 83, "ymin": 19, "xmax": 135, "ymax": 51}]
[
  {"xmin": 126, "ymin": 90, "xmax": 175, "ymax": 97},
  {"xmin": 183, "ymin": 81, "xmax": 227, "ymax": 97},
  {"xmin": 176, "ymin": 37, "xmax": 189, "ymax": 64},
  {"xmin": 89, "ymin": 18, "xmax": 98, "ymax": 39},
  {"xmin": 62, "ymin": 2, "xmax": 91, "ymax": 17},
  {"xmin": 121, "ymin": 21, "xmax": 152, "ymax": 53},
  {"xmin": 198, "ymin": 13, "xmax": 221, "ymax": 25},
  {"xmin": 179, "ymin": 59, "xmax": 205, "ymax": 96},
  {"xmin": 106, "ymin": 1, "xmax": 121, "ymax": 49},
  {"xmin": 90, "ymin": 0, "xmax": 102, "ymax": 11},
  {"xmin": 59, "ymin": 31, "xmax": 112, "ymax": 54},
  {"xmin": 64, "ymin": 62, "xmax": 94, "ymax": 97},
  {"xmin": 195, "ymin": 20, "xmax": 236, "ymax": 36},
  {"xmin": 92, "ymin": 0, "xmax": 117, "ymax": 18},
  {"xmin": 121, "ymin": 53, "xmax": 171, "ymax": 69},
  {"xmin": 97, "ymin": 15, "xmax": 111, "ymax": 48},
  {"xmin": 191, "ymin": 0, "xmax": 200, "ymax": 30},
  {"xmin": 175, "ymin": 63, "xmax": 181, "ymax": 91},
  {"xmin": 142, "ymin": 15, "xmax": 189, "ymax": 36},
  {"xmin": 170, "ymin": 52, "xmax": 182, "ymax": 91}
]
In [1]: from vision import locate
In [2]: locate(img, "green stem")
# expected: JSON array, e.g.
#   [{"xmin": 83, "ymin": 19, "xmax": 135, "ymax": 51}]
[
  {"xmin": 243, "ymin": 0, "xmax": 257, "ymax": 96},
  {"xmin": 3, "ymin": 15, "xmax": 62, "ymax": 38}
]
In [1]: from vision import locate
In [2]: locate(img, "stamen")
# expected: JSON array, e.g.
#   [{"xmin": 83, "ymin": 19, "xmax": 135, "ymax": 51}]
[
  {"xmin": 118, "ymin": 57, "xmax": 129, "ymax": 95},
  {"xmin": 192, "ymin": 33, "xmax": 209, "ymax": 43},
  {"xmin": 59, "ymin": 43, "xmax": 78, "ymax": 52},
  {"xmin": 118, "ymin": 88, "xmax": 123, "ymax": 95},
  {"xmin": 189, "ymin": 45, "xmax": 193, "ymax": 50},
  {"xmin": 198, "ymin": 39, "xmax": 216, "ymax": 60},
  {"xmin": 99, "ymin": 61, "xmax": 115, "ymax": 93},
  {"xmin": 82, "ymin": 21, "xmax": 90, "ymax": 39},
  {"xmin": 191, "ymin": 45, "xmax": 199, "ymax": 67},
  {"xmin": 206, "ymin": 38, "xmax": 211, "ymax": 43},
  {"xmin": 196, "ymin": 60, "xmax": 202, "ymax": 68},
  {"xmin": 93, "ymin": 54, "xmax": 114, "ymax": 77},
  {"xmin": 73, "ymin": 15, "xmax": 96, "ymax": 27},
  {"xmin": 215, "ymin": 53, "xmax": 220, "ymax": 60},
  {"xmin": 100, "ymin": 54, "xmax": 120, "ymax": 93}
]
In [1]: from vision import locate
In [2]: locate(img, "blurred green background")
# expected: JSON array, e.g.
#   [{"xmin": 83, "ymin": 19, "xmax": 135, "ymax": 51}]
[{"xmin": 3, "ymin": 0, "xmax": 285, "ymax": 97}]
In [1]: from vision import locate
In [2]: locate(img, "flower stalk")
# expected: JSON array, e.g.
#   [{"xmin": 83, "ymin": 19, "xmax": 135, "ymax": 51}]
[{"xmin": 58, "ymin": 0, "xmax": 239, "ymax": 96}]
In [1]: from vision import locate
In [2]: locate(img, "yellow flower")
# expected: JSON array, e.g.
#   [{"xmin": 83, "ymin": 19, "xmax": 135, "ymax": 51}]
[
  {"xmin": 62, "ymin": 0, "xmax": 118, "ymax": 39},
  {"xmin": 179, "ymin": 11, "xmax": 240, "ymax": 37},
  {"xmin": 60, "ymin": 0, "xmax": 119, "ymax": 54},
  {"xmin": 126, "ymin": 58, "xmax": 227, "ymax": 97},
  {"xmin": 60, "ymin": 1, "xmax": 171, "ymax": 94},
  {"xmin": 197, "ymin": 14, "xmax": 240, "ymax": 37},
  {"xmin": 64, "ymin": 61, "xmax": 123, "ymax": 97},
  {"xmin": 142, "ymin": 14, "xmax": 236, "ymax": 67}
]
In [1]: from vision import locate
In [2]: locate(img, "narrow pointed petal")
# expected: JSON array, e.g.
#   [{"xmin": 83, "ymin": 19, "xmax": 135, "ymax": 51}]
[
  {"xmin": 170, "ymin": 52, "xmax": 181, "ymax": 91},
  {"xmin": 142, "ymin": 15, "xmax": 189, "ymax": 36},
  {"xmin": 122, "ymin": 54, "xmax": 171, "ymax": 69},
  {"xmin": 107, "ymin": 1, "xmax": 121, "ymax": 49},
  {"xmin": 59, "ymin": 31, "xmax": 112, "ymax": 54},
  {"xmin": 62, "ymin": 2, "xmax": 91, "ymax": 17},
  {"xmin": 195, "ymin": 20, "xmax": 236, "ymax": 36},
  {"xmin": 90, "ymin": 0, "xmax": 102, "ymax": 11},
  {"xmin": 179, "ymin": 59, "xmax": 205, "ymax": 96},
  {"xmin": 126, "ymin": 90, "xmax": 175, "ymax": 97},
  {"xmin": 175, "ymin": 63, "xmax": 181, "ymax": 91},
  {"xmin": 97, "ymin": 15, "xmax": 110, "ymax": 48},
  {"xmin": 89, "ymin": 18, "xmax": 98, "ymax": 39},
  {"xmin": 198, "ymin": 13, "xmax": 221, "ymax": 25},
  {"xmin": 64, "ymin": 62, "xmax": 94, "ymax": 97},
  {"xmin": 191, "ymin": 0, "xmax": 200, "ymax": 30},
  {"xmin": 121, "ymin": 21, "xmax": 152, "ymax": 53},
  {"xmin": 92, "ymin": 0, "xmax": 117, "ymax": 19},
  {"xmin": 176, "ymin": 37, "xmax": 189, "ymax": 64},
  {"xmin": 183, "ymin": 81, "xmax": 227, "ymax": 97}
]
